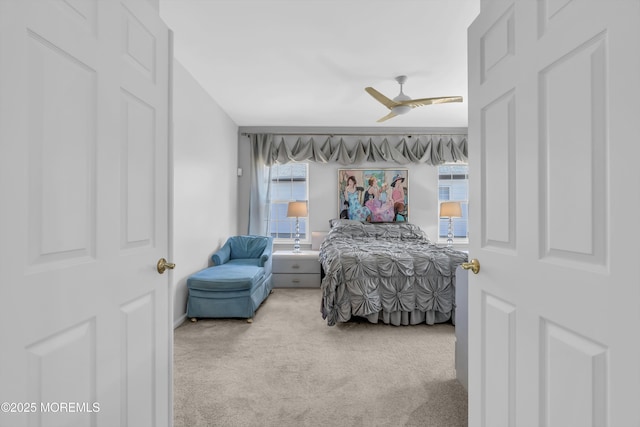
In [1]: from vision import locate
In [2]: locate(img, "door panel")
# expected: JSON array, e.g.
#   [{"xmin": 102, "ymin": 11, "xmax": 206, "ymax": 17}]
[
  {"xmin": 539, "ymin": 33, "xmax": 607, "ymax": 268},
  {"xmin": 26, "ymin": 320, "xmax": 97, "ymax": 427},
  {"xmin": 541, "ymin": 319, "xmax": 608, "ymax": 427},
  {"xmin": 121, "ymin": 90, "xmax": 156, "ymax": 250},
  {"xmin": 481, "ymin": 292, "xmax": 516, "ymax": 427},
  {"xmin": 122, "ymin": 4, "xmax": 158, "ymax": 83},
  {"xmin": 0, "ymin": 1, "xmax": 171, "ymax": 426},
  {"xmin": 27, "ymin": 12, "xmax": 98, "ymax": 270},
  {"xmin": 479, "ymin": 4, "xmax": 514, "ymax": 85},
  {"xmin": 121, "ymin": 293, "xmax": 156, "ymax": 427},
  {"xmin": 468, "ymin": 1, "xmax": 640, "ymax": 425},
  {"xmin": 481, "ymin": 90, "xmax": 516, "ymax": 251}
]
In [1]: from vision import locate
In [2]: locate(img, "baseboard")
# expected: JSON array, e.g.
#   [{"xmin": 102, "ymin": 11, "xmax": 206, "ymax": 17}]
[{"xmin": 174, "ymin": 313, "xmax": 187, "ymax": 329}]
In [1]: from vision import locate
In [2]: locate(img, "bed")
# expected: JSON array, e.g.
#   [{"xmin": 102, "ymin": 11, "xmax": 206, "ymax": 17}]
[{"xmin": 319, "ymin": 219, "xmax": 468, "ymax": 326}]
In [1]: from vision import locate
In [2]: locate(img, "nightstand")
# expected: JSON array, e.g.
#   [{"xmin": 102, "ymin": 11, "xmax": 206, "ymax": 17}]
[{"xmin": 272, "ymin": 250, "xmax": 321, "ymax": 288}]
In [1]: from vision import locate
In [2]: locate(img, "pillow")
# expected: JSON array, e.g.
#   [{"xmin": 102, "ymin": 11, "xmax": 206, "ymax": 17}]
[
  {"xmin": 329, "ymin": 218, "xmax": 362, "ymax": 228},
  {"xmin": 326, "ymin": 222, "xmax": 367, "ymax": 239}
]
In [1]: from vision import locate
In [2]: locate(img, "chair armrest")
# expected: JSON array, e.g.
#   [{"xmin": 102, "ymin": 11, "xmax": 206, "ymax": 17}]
[
  {"xmin": 211, "ymin": 242, "xmax": 231, "ymax": 266},
  {"xmin": 259, "ymin": 237, "xmax": 274, "ymax": 267}
]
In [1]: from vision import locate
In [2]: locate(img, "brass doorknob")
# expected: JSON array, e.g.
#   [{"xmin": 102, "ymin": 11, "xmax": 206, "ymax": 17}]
[
  {"xmin": 157, "ymin": 258, "xmax": 176, "ymax": 274},
  {"xmin": 461, "ymin": 259, "xmax": 480, "ymax": 274}
]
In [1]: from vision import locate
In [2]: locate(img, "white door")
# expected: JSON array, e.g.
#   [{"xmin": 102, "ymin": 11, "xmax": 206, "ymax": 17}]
[
  {"xmin": 0, "ymin": 1, "xmax": 172, "ymax": 426},
  {"xmin": 468, "ymin": 1, "xmax": 640, "ymax": 425}
]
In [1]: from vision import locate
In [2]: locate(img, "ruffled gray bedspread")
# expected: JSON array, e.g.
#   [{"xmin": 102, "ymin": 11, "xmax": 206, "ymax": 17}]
[{"xmin": 320, "ymin": 221, "xmax": 468, "ymax": 326}]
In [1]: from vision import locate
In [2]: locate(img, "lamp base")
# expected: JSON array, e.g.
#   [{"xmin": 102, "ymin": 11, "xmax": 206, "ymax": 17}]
[
  {"xmin": 447, "ymin": 217, "xmax": 454, "ymax": 247},
  {"xmin": 292, "ymin": 218, "xmax": 301, "ymax": 253}
]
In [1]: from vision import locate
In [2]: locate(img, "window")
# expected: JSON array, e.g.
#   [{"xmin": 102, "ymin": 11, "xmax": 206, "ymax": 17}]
[
  {"xmin": 438, "ymin": 164, "xmax": 469, "ymax": 241},
  {"xmin": 269, "ymin": 163, "xmax": 309, "ymax": 241}
]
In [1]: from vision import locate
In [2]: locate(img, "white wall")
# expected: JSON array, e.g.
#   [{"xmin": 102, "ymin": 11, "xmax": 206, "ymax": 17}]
[
  {"xmin": 236, "ymin": 129, "xmax": 467, "ymax": 250},
  {"xmin": 172, "ymin": 60, "xmax": 239, "ymax": 326}
]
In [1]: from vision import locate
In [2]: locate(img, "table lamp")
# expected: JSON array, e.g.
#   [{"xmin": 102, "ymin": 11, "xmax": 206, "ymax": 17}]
[
  {"xmin": 440, "ymin": 201, "xmax": 462, "ymax": 247},
  {"xmin": 287, "ymin": 201, "xmax": 308, "ymax": 253}
]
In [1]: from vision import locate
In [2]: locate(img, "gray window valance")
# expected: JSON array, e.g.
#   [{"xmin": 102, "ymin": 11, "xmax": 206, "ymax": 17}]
[
  {"xmin": 249, "ymin": 133, "xmax": 467, "ymax": 166},
  {"xmin": 247, "ymin": 132, "xmax": 467, "ymax": 236}
]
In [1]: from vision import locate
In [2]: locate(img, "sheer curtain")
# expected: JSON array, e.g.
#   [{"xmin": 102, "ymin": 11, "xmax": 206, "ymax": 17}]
[{"xmin": 247, "ymin": 133, "xmax": 467, "ymax": 234}]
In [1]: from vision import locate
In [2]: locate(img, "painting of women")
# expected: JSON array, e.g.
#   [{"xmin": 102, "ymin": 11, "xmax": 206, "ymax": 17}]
[
  {"xmin": 343, "ymin": 175, "xmax": 370, "ymax": 221},
  {"xmin": 338, "ymin": 169, "xmax": 408, "ymax": 222}
]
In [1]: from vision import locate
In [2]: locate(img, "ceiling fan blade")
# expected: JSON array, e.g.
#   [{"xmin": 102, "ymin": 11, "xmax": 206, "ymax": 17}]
[
  {"xmin": 400, "ymin": 96, "xmax": 463, "ymax": 108},
  {"xmin": 365, "ymin": 87, "xmax": 399, "ymax": 110},
  {"xmin": 376, "ymin": 111, "xmax": 398, "ymax": 122}
]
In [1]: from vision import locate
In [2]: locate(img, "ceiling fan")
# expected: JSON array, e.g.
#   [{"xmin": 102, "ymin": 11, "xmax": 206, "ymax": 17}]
[{"xmin": 365, "ymin": 75, "xmax": 463, "ymax": 122}]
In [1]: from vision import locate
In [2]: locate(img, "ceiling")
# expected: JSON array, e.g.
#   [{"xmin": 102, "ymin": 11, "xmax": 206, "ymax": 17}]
[{"xmin": 159, "ymin": 0, "xmax": 479, "ymax": 128}]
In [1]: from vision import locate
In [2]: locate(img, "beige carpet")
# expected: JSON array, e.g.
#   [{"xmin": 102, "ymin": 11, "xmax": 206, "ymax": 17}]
[{"xmin": 173, "ymin": 288, "xmax": 468, "ymax": 427}]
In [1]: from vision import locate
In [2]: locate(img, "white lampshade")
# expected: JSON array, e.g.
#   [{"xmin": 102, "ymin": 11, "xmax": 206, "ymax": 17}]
[
  {"xmin": 287, "ymin": 201, "xmax": 308, "ymax": 218},
  {"xmin": 440, "ymin": 201, "xmax": 462, "ymax": 218}
]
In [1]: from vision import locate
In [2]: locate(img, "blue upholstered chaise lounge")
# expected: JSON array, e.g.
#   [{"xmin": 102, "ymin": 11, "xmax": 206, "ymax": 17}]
[{"xmin": 187, "ymin": 235, "xmax": 274, "ymax": 323}]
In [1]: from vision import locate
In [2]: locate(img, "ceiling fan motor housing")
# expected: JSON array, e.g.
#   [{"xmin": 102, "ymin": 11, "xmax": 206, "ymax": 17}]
[{"xmin": 391, "ymin": 105, "xmax": 411, "ymax": 115}]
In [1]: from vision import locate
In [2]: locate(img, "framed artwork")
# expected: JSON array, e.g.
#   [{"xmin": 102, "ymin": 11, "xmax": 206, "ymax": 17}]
[{"xmin": 338, "ymin": 169, "xmax": 408, "ymax": 222}]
